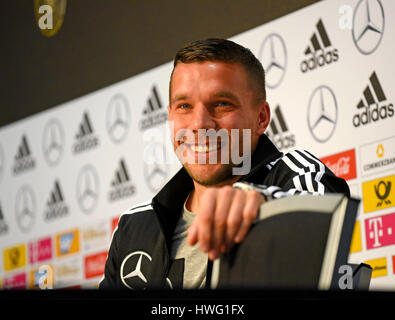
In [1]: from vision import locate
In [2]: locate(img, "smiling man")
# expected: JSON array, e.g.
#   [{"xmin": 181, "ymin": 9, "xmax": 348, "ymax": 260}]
[{"xmin": 99, "ymin": 38, "xmax": 350, "ymax": 290}]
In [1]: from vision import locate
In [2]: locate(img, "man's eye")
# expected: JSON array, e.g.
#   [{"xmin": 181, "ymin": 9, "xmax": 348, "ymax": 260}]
[
  {"xmin": 178, "ymin": 104, "xmax": 191, "ymax": 110},
  {"xmin": 216, "ymin": 101, "xmax": 231, "ymax": 107}
]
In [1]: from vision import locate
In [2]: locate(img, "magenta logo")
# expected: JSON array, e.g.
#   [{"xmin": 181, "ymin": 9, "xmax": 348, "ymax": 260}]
[
  {"xmin": 29, "ymin": 237, "xmax": 52, "ymax": 264},
  {"xmin": 365, "ymin": 212, "xmax": 395, "ymax": 249},
  {"xmin": 3, "ymin": 273, "xmax": 26, "ymax": 289}
]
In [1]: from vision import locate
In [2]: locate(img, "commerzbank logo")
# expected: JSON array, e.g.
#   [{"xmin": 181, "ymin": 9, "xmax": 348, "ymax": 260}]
[
  {"xmin": 300, "ymin": 19, "xmax": 339, "ymax": 73},
  {"xmin": 359, "ymin": 136, "xmax": 395, "ymax": 176}
]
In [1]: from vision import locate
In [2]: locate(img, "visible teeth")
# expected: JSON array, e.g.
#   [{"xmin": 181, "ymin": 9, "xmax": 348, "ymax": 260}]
[{"xmin": 190, "ymin": 144, "xmax": 219, "ymax": 153}]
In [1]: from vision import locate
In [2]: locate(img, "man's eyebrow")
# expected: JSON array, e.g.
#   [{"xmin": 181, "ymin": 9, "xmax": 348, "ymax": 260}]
[
  {"xmin": 171, "ymin": 94, "xmax": 188, "ymax": 104},
  {"xmin": 212, "ymin": 91, "xmax": 239, "ymax": 102},
  {"xmin": 170, "ymin": 91, "xmax": 240, "ymax": 105}
]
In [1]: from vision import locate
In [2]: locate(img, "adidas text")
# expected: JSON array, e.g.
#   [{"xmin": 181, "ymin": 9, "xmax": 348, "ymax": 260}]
[
  {"xmin": 353, "ymin": 103, "xmax": 394, "ymax": 127},
  {"xmin": 44, "ymin": 204, "xmax": 69, "ymax": 221},
  {"xmin": 108, "ymin": 185, "xmax": 136, "ymax": 202},
  {"xmin": 13, "ymin": 158, "xmax": 35, "ymax": 175},
  {"xmin": 300, "ymin": 49, "xmax": 339, "ymax": 73},
  {"xmin": 73, "ymin": 136, "xmax": 99, "ymax": 154}
]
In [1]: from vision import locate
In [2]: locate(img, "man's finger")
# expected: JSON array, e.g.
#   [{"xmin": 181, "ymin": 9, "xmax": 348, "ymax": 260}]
[
  {"xmin": 187, "ymin": 222, "xmax": 198, "ymax": 246},
  {"xmin": 224, "ymin": 190, "xmax": 246, "ymax": 249},
  {"xmin": 197, "ymin": 189, "xmax": 217, "ymax": 253},
  {"xmin": 210, "ymin": 186, "xmax": 234, "ymax": 260},
  {"xmin": 234, "ymin": 190, "xmax": 263, "ymax": 243}
]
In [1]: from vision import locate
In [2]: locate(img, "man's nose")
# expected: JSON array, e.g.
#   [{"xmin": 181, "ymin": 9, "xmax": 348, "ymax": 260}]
[{"xmin": 190, "ymin": 104, "xmax": 216, "ymax": 131}]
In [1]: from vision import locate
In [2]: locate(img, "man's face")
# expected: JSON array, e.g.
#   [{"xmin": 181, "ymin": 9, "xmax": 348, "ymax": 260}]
[{"xmin": 168, "ymin": 61, "xmax": 270, "ymax": 186}]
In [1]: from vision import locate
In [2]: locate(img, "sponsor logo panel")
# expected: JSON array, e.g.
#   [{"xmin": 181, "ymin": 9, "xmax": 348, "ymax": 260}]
[
  {"xmin": 29, "ymin": 237, "xmax": 52, "ymax": 264},
  {"xmin": 106, "ymin": 94, "xmax": 131, "ymax": 144},
  {"xmin": 44, "ymin": 180, "xmax": 69, "ymax": 222},
  {"xmin": 360, "ymin": 136, "xmax": 395, "ymax": 176},
  {"xmin": 320, "ymin": 149, "xmax": 357, "ymax": 181},
  {"xmin": 0, "ymin": 202, "xmax": 9, "ymax": 236},
  {"xmin": 76, "ymin": 165, "xmax": 100, "ymax": 214},
  {"xmin": 42, "ymin": 118, "xmax": 65, "ymax": 166},
  {"xmin": 3, "ymin": 272, "xmax": 26, "ymax": 289},
  {"xmin": 55, "ymin": 229, "xmax": 80, "ymax": 257},
  {"xmin": 12, "ymin": 135, "xmax": 36, "ymax": 175},
  {"xmin": 15, "ymin": 185, "xmax": 36, "ymax": 233},
  {"xmin": 84, "ymin": 251, "xmax": 107, "ymax": 279},
  {"xmin": 3, "ymin": 244, "xmax": 26, "ymax": 271},
  {"xmin": 307, "ymin": 85, "xmax": 338, "ymax": 143},
  {"xmin": 365, "ymin": 212, "xmax": 395, "ymax": 249},
  {"xmin": 108, "ymin": 158, "xmax": 136, "ymax": 202},
  {"xmin": 72, "ymin": 112, "xmax": 100, "ymax": 154},
  {"xmin": 352, "ymin": 0, "xmax": 385, "ymax": 55},
  {"xmin": 300, "ymin": 19, "xmax": 339, "ymax": 73},
  {"xmin": 350, "ymin": 220, "xmax": 362, "ymax": 253},
  {"xmin": 139, "ymin": 86, "xmax": 167, "ymax": 131},
  {"xmin": 362, "ymin": 174, "xmax": 395, "ymax": 213},
  {"xmin": 82, "ymin": 220, "xmax": 109, "ymax": 251},
  {"xmin": 365, "ymin": 257, "xmax": 387, "ymax": 278},
  {"xmin": 265, "ymin": 105, "xmax": 295, "ymax": 151},
  {"xmin": 258, "ymin": 33, "xmax": 287, "ymax": 89},
  {"xmin": 54, "ymin": 256, "xmax": 82, "ymax": 288},
  {"xmin": 352, "ymin": 71, "xmax": 393, "ymax": 128},
  {"xmin": 29, "ymin": 265, "xmax": 54, "ymax": 289}
]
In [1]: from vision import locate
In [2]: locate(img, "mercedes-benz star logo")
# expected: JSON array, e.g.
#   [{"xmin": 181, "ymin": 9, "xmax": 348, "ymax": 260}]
[
  {"xmin": 143, "ymin": 142, "xmax": 168, "ymax": 193},
  {"xmin": 42, "ymin": 118, "xmax": 65, "ymax": 166},
  {"xmin": 15, "ymin": 185, "xmax": 36, "ymax": 233},
  {"xmin": 352, "ymin": 0, "xmax": 385, "ymax": 55},
  {"xmin": 258, "ymin": 33, "xmax": 287, "ymax": 89},
  {"xmin": 307, "ymin": 85, "xmax": 338, "ymax": 143},
  {"xmin": 120, "ymin": 251, "xmax": 152, "ymax": 289},
  {"xmin": 106, "ymin": 94, "xmax": 131, "ymax": 144},
  {"xmin": 76, "ymin": 165, "xmax": 99, "ymax": 214}
]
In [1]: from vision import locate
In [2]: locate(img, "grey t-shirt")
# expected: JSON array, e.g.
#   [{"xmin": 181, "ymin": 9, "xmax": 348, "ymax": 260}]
[{"xmin": 169, "ymin": 199, "xmax": 208, "ymax": 289}]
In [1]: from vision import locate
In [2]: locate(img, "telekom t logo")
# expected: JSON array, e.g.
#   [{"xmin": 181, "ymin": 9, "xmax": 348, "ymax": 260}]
[
  {"xmin": 366, "ymin": 213, "xmax": 395, "ymax": 249},
  {"xmin": 368, "ymin": 217, "xmax": 384, "ymax": 247}
]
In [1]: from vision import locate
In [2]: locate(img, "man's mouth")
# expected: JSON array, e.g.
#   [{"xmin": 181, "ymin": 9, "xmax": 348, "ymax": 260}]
[{"xmin": 186, "ymin": 143, "xmax": 222, "ymax": 153}]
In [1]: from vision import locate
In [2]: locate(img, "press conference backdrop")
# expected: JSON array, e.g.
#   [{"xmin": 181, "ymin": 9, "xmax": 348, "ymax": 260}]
[{"xmin": 0, "ymin": 0, "xmax": 394, "ymax": 290}]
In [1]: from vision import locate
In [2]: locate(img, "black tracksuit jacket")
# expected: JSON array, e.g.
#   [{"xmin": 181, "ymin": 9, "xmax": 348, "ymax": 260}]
[{"xmin": 99, "ymin": 134, "xmax": 350, "ymax": 289}]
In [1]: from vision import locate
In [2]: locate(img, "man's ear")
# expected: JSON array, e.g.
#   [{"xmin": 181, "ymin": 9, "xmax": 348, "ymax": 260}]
[{"xmin": 256, "ymin": 101, "xmax": 270, "ymax": 135}]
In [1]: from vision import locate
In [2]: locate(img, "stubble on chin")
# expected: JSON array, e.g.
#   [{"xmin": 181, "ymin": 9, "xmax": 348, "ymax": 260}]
[{"xmin": 183, "ymin": 163, "xmax": 236, "ymax": 186}]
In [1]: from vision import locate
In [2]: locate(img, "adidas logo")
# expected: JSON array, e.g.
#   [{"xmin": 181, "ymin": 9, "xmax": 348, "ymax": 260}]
[
  {"xmin": 12, "ymin": 135, "xmax": 36, "ymax": 175},
  {"xmin": 44, "ymin": 180, "xmax": 69, "ymax": 221},
  {"xmin": 72, "ymin": 112, "xmax": 99, "ymax": 154},
  {"xmin": 300, "ymin": 19, "xmax": 339, "ymax": 73},
  {"xmin": 108, "ymin": 158, "xmax": 136, "ymax": 202},
  {"xmin": 0, "ymin": 203, "xmax": 9, "ymax": 235},
  {"xmin": 266, "ymin": 105, "xmax": 295, "ymax": 150},
  {"xmin": 353, "ymin": 71, "xmax": 394, "ymax": 127},
  {"xmin": 139, "ymin": 86, "xmax": 168, "ymax": 130}
]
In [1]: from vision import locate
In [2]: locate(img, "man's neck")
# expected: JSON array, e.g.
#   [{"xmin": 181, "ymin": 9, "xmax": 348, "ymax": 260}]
[{"xmin": 186, "ymin": 175, "xmax": 241, "ymax": 214}]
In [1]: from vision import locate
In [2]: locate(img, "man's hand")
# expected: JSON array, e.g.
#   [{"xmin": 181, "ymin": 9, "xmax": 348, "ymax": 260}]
[{"xmin": 187, "ymin": 186, "xmax": 265, "ymax": 261}]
